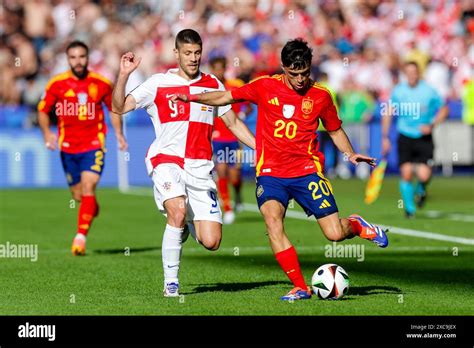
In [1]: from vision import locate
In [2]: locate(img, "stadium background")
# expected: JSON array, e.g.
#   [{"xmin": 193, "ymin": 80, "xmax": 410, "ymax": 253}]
[{"xmin": 1, "ymin": 0, "xmax": 473, "ymax": 188}]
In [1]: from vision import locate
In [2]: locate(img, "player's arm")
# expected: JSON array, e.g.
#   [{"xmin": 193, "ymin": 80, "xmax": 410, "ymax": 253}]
[
  {"xmin": 420, "ymin": 103, "xmax": 449, "ymax": 135},
  {"xmin": 171, "ymin": 90, "xmax": 236, "ymax": 107},
  {"xmin": 109, "ymin": 111, "xmax": 128, "ymax": 151},
  {"xmin": 38, "ymin": 111, "xmax": 57, "ymax": 151},
  {"xmin": 37, "ymin": 83, "xmax": 58, "ymax": 150},
  {"xmin": 328, "ymin": 128, "xmax": 376, "ymax": 167},
  {"xmin": 221, "ymin": 109, "xmax": 255, "ymax": 150},
  {"xmin": 112, "ymin": 52, "xmax": 141, "ymax": 114}
]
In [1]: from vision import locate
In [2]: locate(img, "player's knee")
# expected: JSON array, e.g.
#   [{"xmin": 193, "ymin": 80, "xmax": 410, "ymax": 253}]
[
  {"xmin": 167, "ymin": 209, "xmax": 186, "ymax": 227},
  {"xmin": 324, "ymin": 230, "xmax": 345, "ymax": 242},
  {"xmin": 81, "ymin": 184, "xmax": 95, "ymax": 196},
  {"xmin": 201, "ymin": 236, "xmax": 221, "ymax": 251}
]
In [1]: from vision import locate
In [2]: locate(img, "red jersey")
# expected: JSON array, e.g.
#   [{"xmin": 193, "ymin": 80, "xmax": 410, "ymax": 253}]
[
  {"xmin": 231, "ymin": 74, "xmax": 342, "ymax": 178},
  {"xmin": 38, "ymin": 70, "xmax": 113, "ymax": 154},
  {"xmin": 212, "ymin": 78, "xmax": 245, "ymax": 142}
]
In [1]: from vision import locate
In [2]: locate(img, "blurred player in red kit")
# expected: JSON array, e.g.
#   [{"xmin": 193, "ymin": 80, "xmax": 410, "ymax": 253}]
[
  {"xmin": 209, "ymin": 56, "xmax": 248, "ymax": 224},
  {"xmin": 172, "ymin": 38, "xmax": 389, "ymax": 300},
  {"xmin": 38, "ymin": 41, "xmax": 127, "ymax": 256}
]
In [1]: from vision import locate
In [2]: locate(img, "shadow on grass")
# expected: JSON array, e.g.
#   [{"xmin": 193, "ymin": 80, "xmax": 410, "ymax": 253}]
[
  {"xmin": 349, "ymin": 285, "xmax": 402, "ymax": 296},
  {"xmin": 183, "ymin": 280, "xmax": 288, "ymax": 295},
  {"xmin": 93, "ymin": 246, "xmax": 161, "ymax": 254}
]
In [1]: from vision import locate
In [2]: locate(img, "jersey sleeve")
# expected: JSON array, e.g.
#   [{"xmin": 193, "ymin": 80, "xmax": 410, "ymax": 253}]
[
  {"xmin": 230, "ymin": 78, "xmax": 262, "ymax": 104},
  {"xmin": 37, "ymin": 80, "xmax": 58, "ymax": 114},
  {"xmin": 215, "ymin": 78, "xmax": 231, "ymax": 117},
  {"xmin": 320, "ymin": 91, "xmax": 342, "ymax": 131},
  {"xmin": 128, "ymin": 76, "xmax": 156, "ymax": 109}
]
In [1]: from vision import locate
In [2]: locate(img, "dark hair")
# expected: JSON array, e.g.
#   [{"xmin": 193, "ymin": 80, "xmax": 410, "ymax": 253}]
[
  {"xmin": 66, "ymin": 40, "xmax": 89, "ymax": 55},
  {"xmin": 404, "ymin": 61, "xmax": 420, "ymax": 70},
  {"xmin": 281, "ymin": 38, "xmax": 313, "ymax": 70},
  {"xmin": 175, "ymin": 29, "xmax": 202, "ymax": 48},
  {"xmin": 209, "ymin": 56, "xmax": 226, "ymax": 68}
]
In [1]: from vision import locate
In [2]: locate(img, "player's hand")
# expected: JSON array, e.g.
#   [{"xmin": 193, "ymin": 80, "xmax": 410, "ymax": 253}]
[
  {"xmin": 116, "ymin": 133, "xmax": 128, "ymax": 151},
  {"xmin": 44, "ymin": 132, "xmax": 57, "ymax": 151},
  {"xmin": 348, "ymin": 153, "xmax": 377, "ymax": 167},
  {"xmin": 420, "ymin": 124, "xmax": 433, "ymax": 135},
  {"xmin": 381, "ymin": 137, "xmax": 391, "ymax": 156},
  {"xmin": 119, "ymin": 52, "xmax": 142, "ymax": 76},
  {"xmin": 169, "ymin": 93, "xmax": 189, "ymax": 104}
]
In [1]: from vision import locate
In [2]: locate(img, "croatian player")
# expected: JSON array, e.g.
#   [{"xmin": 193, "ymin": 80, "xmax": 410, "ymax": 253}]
[
  {"xmin": 382, "ymin": 61, "xmax": 448, "ymax": 218},
  {"xmin": 172, "ymin": 38, "xmax": 389, "ymax": 300},
  {"xmin": 209, "ymin": 56, "xmax": 247, "ymax": 224},
  {"xmin": 112, "ymin": 29, "xmax": 255, "ymax": 297},
  {"xmin": 38, "ymin": 41, "xmax": 128, "ymax": 256}
]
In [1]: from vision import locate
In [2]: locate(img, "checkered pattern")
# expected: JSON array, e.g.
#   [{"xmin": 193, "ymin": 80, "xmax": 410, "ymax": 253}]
[{"xmin": 129, "ymin": 69, "xmax": 230, "ymax": 177}]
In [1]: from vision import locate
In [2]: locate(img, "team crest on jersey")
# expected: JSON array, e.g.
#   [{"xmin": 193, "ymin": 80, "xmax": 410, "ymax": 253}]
[
  {"xmin": 77, "ymin": 93, "xmax": 88, "ymax": 105},
  {"xmin": 301, "ymin": 97, "xmax": 313, "ymax": 115},
  {"xmin": 162, "ymin": 182, "xmax": 172, "ymax": 192},
  {"xmin": 282, "ymin": 104, "xmax": 295, "ymax": 119},
  {"xmin": 88, "ymin": 83, "xmax": 98, "ymax": 100},
  {"xmin": 256, "ymin": 185, "xmax": 264, "ymax": 198}
]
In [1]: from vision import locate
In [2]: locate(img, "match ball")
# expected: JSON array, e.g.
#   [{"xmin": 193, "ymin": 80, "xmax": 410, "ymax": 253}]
[{"xmin": 311, "ymin": 263, "xmax": 349, "ymax": 300}]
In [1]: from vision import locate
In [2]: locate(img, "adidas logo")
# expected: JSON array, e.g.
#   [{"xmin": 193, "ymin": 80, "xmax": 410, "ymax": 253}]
[
  {"xmin": 319, "ymin": 199, "xmax": 331, "ymax": 209},
  {"xmin": 268, "ymin": 97, "xmax": 279, "ymax": 106}
]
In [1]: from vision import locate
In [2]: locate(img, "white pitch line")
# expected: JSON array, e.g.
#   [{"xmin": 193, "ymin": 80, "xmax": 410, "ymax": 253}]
[
  {"xmin": 242, "ymin": 203, "xmax": 474, "ymax": 246},
  {"xmin": 424, "ymin": 210, "xmax": 474, "ymax": 223},
  {"xmin": 119, "ymin": 190, "xmax": 474, "ymax": 246}
]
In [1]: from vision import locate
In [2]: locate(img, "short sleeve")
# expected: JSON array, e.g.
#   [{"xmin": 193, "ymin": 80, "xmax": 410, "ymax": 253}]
[
  {"xmin": 37, "ymin": 81, "xmax": 58, "ymax": 114},
  {"xmin": 128, "ymin": 76, "xmax": 156, "ymax": 109},
  {"xmin": 215, "ymin": 78, "xmax": 231, "ymax": 117},
  {"xmin": 231, "ymin": 78, "xmax": 262, "ymax": 104},
  {"xmin": 320, "ymin": 91, "xmax": 342, "ymax": 131}
]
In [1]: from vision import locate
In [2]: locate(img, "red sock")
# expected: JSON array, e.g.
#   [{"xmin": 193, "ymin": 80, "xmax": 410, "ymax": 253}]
[
  {"xmin": 348, "ymin": 217, "xmax": 361, "ymax": 236},
  {"xmin": 231, "ymin": 177, "xmax": 241, "ymax": 192},
  {"xmin": 275, "ymin": 246, "xmax": 307, "ymax": 290},
  {"xmin": 78, "ymin": 195, "xmax": 98, "ymax": 236},
  {"xmin": 217, "ymin": 178, "xmax": 232, "ymax": 212}
]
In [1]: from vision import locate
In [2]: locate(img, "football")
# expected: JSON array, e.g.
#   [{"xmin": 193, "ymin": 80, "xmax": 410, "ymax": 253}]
[{"xmin": 311, "ymin": 264, "xmax": 350, "ymax": 300}]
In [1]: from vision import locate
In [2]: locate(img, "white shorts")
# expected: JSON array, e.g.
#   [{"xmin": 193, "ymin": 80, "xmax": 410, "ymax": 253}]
[{"xmin": 151, "ymin": 163, "xmax": 222, "ymax": 224}]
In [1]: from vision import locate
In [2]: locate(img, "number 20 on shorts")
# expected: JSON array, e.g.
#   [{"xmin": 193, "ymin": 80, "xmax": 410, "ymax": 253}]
[{"xmin": 308, "ymin": 178, "xmax": 332, "ymax": 200}]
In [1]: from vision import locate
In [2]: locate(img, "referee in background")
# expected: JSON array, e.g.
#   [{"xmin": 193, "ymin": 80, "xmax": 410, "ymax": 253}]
[{"xmin": 382, "ymin": 61, "xmax": 449, "ymax": 218}]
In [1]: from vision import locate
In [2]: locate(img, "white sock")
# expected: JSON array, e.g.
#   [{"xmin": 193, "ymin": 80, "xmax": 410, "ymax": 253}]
[
  {"xmin": 162, "ymin": 224, "xmax": 183, "ymax": 285},
  {"xmin": 74, "ymin": 233, "xmax": 86, "ymax": 241}
]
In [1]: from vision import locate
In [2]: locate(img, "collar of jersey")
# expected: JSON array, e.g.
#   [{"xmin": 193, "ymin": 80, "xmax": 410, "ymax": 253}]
[{"xmin": 167, "ymin": 68, "xmax": 202, "ymax": 85}]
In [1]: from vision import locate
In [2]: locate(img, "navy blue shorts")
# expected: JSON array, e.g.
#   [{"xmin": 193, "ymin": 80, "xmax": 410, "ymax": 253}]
[
  {"xmin": 60, "ymin": 149, "xmax": 105, "ymax": 186},
  {"xmin": 213, "ymin": 141, "xmax": 241, "ymax": 168},
  {"xmin": 255, "ymin": 173, "xmax": 338, "ymax": 219}
]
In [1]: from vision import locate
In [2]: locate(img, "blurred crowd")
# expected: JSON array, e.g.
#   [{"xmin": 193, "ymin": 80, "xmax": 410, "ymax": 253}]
[{"xmin": 1, "ymin": 0, "xmax": 473, "ymax": 111}]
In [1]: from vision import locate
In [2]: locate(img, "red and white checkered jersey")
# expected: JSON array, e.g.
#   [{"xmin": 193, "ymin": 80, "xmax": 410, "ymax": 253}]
[{"xmin": 129, "ymin": 69, "xmax": 231, "ymax": 178}]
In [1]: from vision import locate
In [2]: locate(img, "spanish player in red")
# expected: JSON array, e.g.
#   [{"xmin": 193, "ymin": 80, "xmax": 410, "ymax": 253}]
[
  {"xmin": 209, "ymin": 56, "xmax": 247, "ymax": 224},
  {"xmin": 38, "ymin": 41, "xmax": 127, "ymax": 256},
  {"xmin": 172, "ymin": 38, "xmax": 389, "ymax": 300}
]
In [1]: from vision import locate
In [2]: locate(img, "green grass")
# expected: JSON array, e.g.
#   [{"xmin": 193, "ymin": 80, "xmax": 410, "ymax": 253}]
[{"xmin": 0, "ymin": 177, "xmax": 473, "ymax": 315}]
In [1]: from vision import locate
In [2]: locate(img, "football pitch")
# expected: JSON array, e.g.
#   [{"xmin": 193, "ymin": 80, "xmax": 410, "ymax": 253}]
[{"xmin": 0, "ymin": 177, "xmax": 473, "ymax": 316}]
